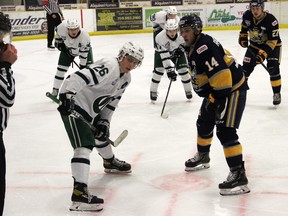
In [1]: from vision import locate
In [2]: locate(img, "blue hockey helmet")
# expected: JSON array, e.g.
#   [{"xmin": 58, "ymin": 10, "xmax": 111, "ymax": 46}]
[{"xmin": 179, "ymin": 14, "xmax": 202, "ymax": 32}]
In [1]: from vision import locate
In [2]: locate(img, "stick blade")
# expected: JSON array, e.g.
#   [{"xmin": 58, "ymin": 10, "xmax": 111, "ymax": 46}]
[
  {"xmin": 113, "ymin": 130, "xmax": 128, "ymax": 147},
  {"xmin": 161, "ymin": 113, "xmax": 169, "ymax": 119}
]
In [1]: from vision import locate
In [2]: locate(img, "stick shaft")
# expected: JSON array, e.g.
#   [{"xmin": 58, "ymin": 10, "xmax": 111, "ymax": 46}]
[{"xmin": 160, "ymin": 79, "xmax": 172, "ymax": 117}]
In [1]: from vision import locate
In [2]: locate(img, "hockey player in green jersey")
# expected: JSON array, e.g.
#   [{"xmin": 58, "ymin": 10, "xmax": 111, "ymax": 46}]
[
  {"xmin": 150, "ymin": 19, "xmax": 193, "ymax": 102},
  {"xmin": 239, "ymin": 0, "xmax": 282, "ymax": 106},
  {"xmin": 149, "ymin": 6, "xmax": 179, "ymax": 48},
  {"xmin": 57, "ymin": 42, "xmax": 144, "ymax": 211},
  {"xmin": 50, "ymin": 18, "xmax": 94, "ymax": 97},
  {"xmin": 179, "ymin": 14, "xmax": 250, "ymax": 196}
]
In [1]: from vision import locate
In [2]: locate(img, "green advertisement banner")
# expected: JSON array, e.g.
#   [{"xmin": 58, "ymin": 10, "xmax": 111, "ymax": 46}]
[
  {"xmin": 206, "ymin": 5, "xmax": 243, "ymax": 27},
  {"xmin": 96, "ymin": 7, "xmax": 143, "ymax": 31}
]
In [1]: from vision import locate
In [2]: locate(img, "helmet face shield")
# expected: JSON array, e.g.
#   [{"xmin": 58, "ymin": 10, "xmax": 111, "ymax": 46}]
[
  {"xmin": 165, "ymin": 19, "xmax": 178, "ymax": 31},
  {"xmin": 67, "ymin": 19, "xmax": 80, "ymax": 30},
  {"xmin": 125, "ymin": 55, "xmax": 141, "ymax": 69},
  {"xmin": 118, "ymin": 42, "xmax": 144, "ymax": 67}
]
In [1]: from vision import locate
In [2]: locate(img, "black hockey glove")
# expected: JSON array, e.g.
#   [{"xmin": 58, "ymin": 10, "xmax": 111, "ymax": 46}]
[
  {"xmin": 57, "ymin": 93, "xmax": 75, "ymax": 116},
  {"xmin": 54, "ymin": 38, "xmax": 65, "ymax": 51},
  {"xmin": 94, "ymin": 119, "xmax": 110, "ymax": 141},
  {"xmin": 205, "ymin": 94, "xmax": 227, "ymax": 119},
  {"xmin": 166, "ymin": 68, "xmax": 177, "ymax": 81},
  {"xmin": 255, "ymin": 49, "xmax": 267, "ymax": 64},
  {"xmin": 172, "ymin": 46, "xmax": 185, "ymax": 58},
  {"xmin": 238, "ymin": 33, "xmax": 248, "ymax": 48}
]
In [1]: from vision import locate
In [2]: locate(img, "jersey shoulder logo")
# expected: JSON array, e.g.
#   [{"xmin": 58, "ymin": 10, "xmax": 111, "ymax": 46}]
[
  {"xmin": 272, "ymin": 20, "xmax": 278, "ymax": 26},
  {"xmin": 196, "ymin": 45, "xmax": 208, "ymax": 54}
]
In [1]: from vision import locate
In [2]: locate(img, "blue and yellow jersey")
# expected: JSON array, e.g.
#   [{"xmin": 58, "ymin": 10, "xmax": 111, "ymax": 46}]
[{"xmin": 188, "ymin": 33, "xmax": 247, "ymax": 100}]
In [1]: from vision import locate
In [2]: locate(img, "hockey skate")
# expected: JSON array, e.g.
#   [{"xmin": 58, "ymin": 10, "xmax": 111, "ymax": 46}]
[
  {"xmin": 185, "ymin": 152, "xmax": 210, "ymax": 171},
  {"xmin": 185, "ymin": 91, "xmax": 193, "ymax": 100},
  {"xmin": 150, "ymin": 91, "xmax": 158, "ymax": 103},
  {"xmin": 50, "ymin": 88, "xmax": 59, "ymax": 97},
  {"xmin": 47, "ymin": 45, "xmax": 56, "ymax": 51},
  {"xmin": 273, "ymin": 93, "xmax": 281, "ymax": 106},
  {"xmin": 103, "ymin": 156, "xmax": 132, "ymax": 173},
  {"xmin": 219, "ymin": 161, "xmax": 250, "ymax": 196},
  {"xmin": 70, "ymin": 182, "xmax": 104, "ymax": 212}
]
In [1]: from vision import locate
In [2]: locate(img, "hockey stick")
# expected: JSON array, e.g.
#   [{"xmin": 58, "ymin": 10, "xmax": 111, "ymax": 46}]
[
  {"xmin": 160, "ymin": 79, "xmax": 173, "ymax": 119},
  {"xmin": 46, "ymin": 92, "xmax": 128, "ymax": 147},
  {"xmin": 65, "ymin": 52, "xmax": 80, "ymax": 69},
  {"xmin": 61, "ymin": 45, "xmax": 80, "ymax": 69},
  {"xmin": 247, "ymin": 47, "xmax": 269, "ymax": 72}
]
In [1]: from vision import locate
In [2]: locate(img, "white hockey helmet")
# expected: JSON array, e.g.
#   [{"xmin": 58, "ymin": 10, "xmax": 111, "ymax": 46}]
[
  {"xmin": 118, "ymin": 42, "xmax": 144, "ymax": 67},
  {"xmin": 67, "ymin": 19, "xmax": 80, "ymax": 29},
  {"xmin": 166, "ymin": 6, "xmax": 177, "ymax": 15},
  {"xmin": 165, "ymin": 19, "xmax": 178, "ymax": 31}
]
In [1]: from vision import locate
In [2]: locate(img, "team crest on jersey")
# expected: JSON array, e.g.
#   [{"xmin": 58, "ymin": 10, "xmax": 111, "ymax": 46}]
[
  {"xmin": 196, "ymin": 45, "xmax": 208, "ymax": 54},
  {"xmin": 93, "ymin": 95, "xmax": 113, "ymax": 113},
  {"xmin": 164, "ymin": 41, "xmax": 170, "ymax": 49},
  {"xmin": 245, "ymin": 20, "xmax": 251, "ymax": 26},
  {"xmin": 272, "ymin": 20, "xmax": 278, "ymax": 26},
  {"xmin": 112, "ymin": 78, "xmax": 119, "ymax": 85}
]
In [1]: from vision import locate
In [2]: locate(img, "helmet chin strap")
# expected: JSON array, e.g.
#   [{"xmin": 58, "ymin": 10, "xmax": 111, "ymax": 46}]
[{"xmin": 191, "ymin": 30, "xmax": 200, "ymax": 46}]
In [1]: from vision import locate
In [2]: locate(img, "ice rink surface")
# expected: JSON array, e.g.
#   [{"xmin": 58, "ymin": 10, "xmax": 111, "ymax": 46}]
[{"xmin": 4, "ymin": 29, "xmax": 288, "ymax": 216}]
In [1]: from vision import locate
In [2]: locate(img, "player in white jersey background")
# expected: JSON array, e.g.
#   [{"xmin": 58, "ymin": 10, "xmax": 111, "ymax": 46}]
[
  {"xmin": 150, "ymin": 19, "xmax": 193, "ymax": 102},
  {"xmin": 56, "ymin": 42, "xmax": 144, "ymax": 212},
  {"xmin": 50, "ymin": 18, "xmax": 93, "ymax": 97},
  {"xmin": 149, "ymin": 6, "xmax": 181, "ymax": 101},
  {"xmin": 149, "ymin": 6, "xmax": 180, "ymax": 48}
]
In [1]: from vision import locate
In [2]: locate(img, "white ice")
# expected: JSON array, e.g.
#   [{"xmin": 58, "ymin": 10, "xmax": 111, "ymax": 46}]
[{"xmin": 4, "ymin": 29, "xmax": 288, "ymax": 216}]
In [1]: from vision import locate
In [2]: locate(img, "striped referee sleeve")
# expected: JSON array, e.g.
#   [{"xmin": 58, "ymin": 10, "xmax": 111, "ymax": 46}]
[
  {"xmin": 42, "ymin": 0, "xmax": 61, "ymax": 15},
  {"xmin": 0, "ymin": 62, "xmax": 15, "ymax": 131}
]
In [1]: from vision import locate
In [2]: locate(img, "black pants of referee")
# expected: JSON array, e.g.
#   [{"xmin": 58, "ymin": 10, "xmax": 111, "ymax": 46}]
[
  {"xmin": 46, "ymin": 13, "xmax": 62, "ymax": 47},
  {"xmin": 0, "ymin": 132, "xmax": 5, "ymax": 216}
]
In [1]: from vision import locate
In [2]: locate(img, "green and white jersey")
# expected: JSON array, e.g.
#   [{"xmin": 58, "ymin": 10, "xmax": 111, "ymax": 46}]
[
  {"xmin": 56, "ymin": 22, "xmax": 91, "ymax": 66},
  {"xmin": 155, "ymin": 29, "xmax": 185, "ymax": 69},
  {"xmin": 60, "ymin": 57, "xmax": 130, "ymax": 124}
]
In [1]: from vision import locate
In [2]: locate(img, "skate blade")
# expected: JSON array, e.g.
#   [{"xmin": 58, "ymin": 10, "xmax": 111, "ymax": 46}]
[
  {"xmin": 219, "ymin": 185, "xmax": 250, "ymax": 196},
  {"xmin": 69, "ymin": 202, "xmax": 103, "ymax": 212},
  {"xmin": 185, "ymin": 163, "xmax": 210, "ymax": 172},
  {"xmin": 104, "ymin": 168, "xmax": 132, "ymax": 174}
]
